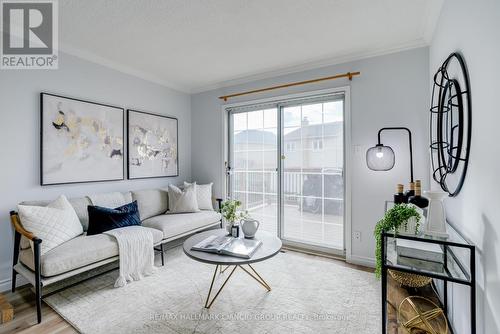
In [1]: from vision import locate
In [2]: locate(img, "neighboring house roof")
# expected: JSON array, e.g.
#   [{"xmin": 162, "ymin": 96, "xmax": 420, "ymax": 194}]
[
  {"xmin": 234, "ymin": 121, "xmax": 342, "ymax": 145},
  {"xmin": 234, "ymin": 129, "xmax": 277, "ymax": 145},
  {"xmin": 285, "ymin": 121, "xmax": 343, "ymax": 140}
]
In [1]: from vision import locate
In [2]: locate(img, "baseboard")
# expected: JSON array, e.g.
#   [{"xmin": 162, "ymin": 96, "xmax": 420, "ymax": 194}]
[
  {"xmin": 0, "ymin": 277, "xmax": 12, "ymax": 293},
  {"xmin": 348, "ymin": 255, "xmax": 376, "ymax": 268},
  {"xmin": 0, "ymin": 276, "xmax": 30, "ymax": 293},
  {"xmin": 282, "ymin": 245, "xmax": 345, "ymax": 262}
]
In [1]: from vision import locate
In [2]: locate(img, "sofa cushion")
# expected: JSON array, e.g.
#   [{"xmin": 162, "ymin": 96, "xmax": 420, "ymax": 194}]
[
  {"xmin": 18, "ymin": 193, "xmax": 130, "ymax": 250},
  {"xmin": 19, "ymin": 197, "xmax": 90, "ymax": 249},
  {"xmin": 167, "ymin": 184, "xmax": 199, "ymax": 213},
  {"xmin": 19, "ymin": 227, "xmax": 163, "ymax": 277},
  {"xmin": 18, "ymin": 200, "xmax": 48, "ymax": 250},
  {"xmin": 18, "ymin": 195, "xmax": 84, "ymax": 255},
  {"xmin": 68, "ymin": 197, "xmax": 92, "ymax": 231},
  {"xmin": 142, "ymin": 211, "xmax": 221, "ymax": 239},
  {"xmin": 19, "ymin": 196, "xmax": 105, "ymax": 232},
  {"xmin": 87, "ymin": 201, "xmax": 141, "ymax": 235},
  {"xmin": 184, "ymin": 182, "xmax": 214, "ymax": 210},
  {"xmin": 88, "ymin": 191, "xmax": 132, "ymax": 208},
  {"xmin": 131, "ymin": 189, "xmax": 168, "ymax": 221}
]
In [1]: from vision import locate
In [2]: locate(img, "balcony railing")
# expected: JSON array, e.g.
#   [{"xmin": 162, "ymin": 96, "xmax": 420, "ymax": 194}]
[{"xmin": 230, "ymin": 168, "xmax": 343, "ymax": 211}]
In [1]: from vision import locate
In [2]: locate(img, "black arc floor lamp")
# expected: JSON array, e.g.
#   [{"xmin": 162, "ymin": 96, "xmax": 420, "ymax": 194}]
[{"xmin": 366, "ymin": 127, "xmax": 414, "ymax": 183}]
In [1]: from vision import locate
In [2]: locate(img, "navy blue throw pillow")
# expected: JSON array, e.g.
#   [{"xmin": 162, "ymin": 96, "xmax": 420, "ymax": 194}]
[{"xmin": 87, "ymin": 201, "xmax": 141, "ymax": 235}]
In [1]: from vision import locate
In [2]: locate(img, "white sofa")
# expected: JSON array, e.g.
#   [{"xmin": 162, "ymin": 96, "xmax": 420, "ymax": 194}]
[{"xmin": 10, "ymin": 188, "xmax": 222, "ymax": 323}]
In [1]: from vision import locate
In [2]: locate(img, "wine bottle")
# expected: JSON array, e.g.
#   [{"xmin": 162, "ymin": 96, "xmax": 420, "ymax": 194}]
[
  {"xmin": 408, "ymin": 180, "xmax": 429, "ymax": 208},
  {"xmin": 394, "ymin": 184, "xmax": 405, "ymax": 204},
  {"xmin": 404, "ymin": 182, "xmax": 415, "ymax": 203}
]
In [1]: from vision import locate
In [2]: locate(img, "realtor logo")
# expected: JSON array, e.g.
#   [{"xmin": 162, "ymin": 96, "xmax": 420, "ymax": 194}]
[{"xmin": 1, "ymin": 0, "xmax": 58, "ymax": 69}]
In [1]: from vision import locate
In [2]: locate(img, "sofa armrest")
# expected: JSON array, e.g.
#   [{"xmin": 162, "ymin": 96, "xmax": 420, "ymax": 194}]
[
  {"xmin": 10, "ymin": 211, "xmax": 37, "ymax": 241},
  {"xmin": 10, "ymin": 211, "xmax": 42, "ymax": 285}
]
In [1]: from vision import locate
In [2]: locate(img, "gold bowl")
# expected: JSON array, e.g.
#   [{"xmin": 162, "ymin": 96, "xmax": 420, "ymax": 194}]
[{"xmin": 389, "ymin": 269, "xmax": 432, "ymax": 288}]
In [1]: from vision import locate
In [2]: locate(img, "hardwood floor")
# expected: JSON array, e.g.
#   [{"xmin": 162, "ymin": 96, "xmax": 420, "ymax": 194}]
[{"xmin": 0, "ymin": 286, "xmax": 77, "ymax": 334}]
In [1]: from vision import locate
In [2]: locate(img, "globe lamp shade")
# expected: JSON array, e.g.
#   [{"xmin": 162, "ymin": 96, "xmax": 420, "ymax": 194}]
[{"xmin": 366, "ymin": 144, "xmax": 395, "ymax": 171}]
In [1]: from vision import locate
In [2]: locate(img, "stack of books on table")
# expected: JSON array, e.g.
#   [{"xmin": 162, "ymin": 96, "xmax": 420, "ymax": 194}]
[{"xmin": 396, "ymin": 239, "xmax": 444, "ymax": 273}]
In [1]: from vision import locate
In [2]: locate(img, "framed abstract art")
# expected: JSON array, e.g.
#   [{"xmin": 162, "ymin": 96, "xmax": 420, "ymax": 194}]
[
  {"xmin": 127, "ymin": 109, "xmax": 178, "ymax": 179},
  {"xmin": 40, "ymin": 93, "xmax": 125, "ymax": 185}
]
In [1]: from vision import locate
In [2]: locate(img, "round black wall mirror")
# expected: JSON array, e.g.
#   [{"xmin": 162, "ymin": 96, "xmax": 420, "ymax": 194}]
[{"xmin": 430, "ymin": 52, "xmax": 472, "ymax": 197}]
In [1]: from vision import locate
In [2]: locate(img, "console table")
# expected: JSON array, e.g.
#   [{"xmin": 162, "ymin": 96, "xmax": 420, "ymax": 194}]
[{"xmin": 381, "ymin": 221, "xmax": 476, "ymax": 333}]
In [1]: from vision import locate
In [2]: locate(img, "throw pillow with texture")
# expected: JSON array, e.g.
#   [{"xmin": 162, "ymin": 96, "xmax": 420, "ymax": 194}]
[
  {"xmin": 87, "ymin": 201, "xmax": 141, "ymax": 235},
  {"xmin": 18, "ymin": 195, "xmax": 84, "ymax": 255},
  {"xmin": 184, "ymin": 181, "xmax": 213, "ymax": 210},
  {"xmin": 168, "ymin": 183, "xmax": 199, "ymax": 213}
]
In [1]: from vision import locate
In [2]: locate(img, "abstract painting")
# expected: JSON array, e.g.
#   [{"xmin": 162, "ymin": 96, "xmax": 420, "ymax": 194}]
[
  {"xmin": 41, "ymin": 93, "xmax": 124, "ymax": 185},
  {"xmin": 127, "ymin": 110, "xmax": 178, "ymax": 179}
]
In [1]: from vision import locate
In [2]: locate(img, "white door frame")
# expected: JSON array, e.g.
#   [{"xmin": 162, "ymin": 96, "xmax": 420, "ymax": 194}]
[{"xmin": 221, "ymin": 86, "xmax": 352, "ymax": 261}]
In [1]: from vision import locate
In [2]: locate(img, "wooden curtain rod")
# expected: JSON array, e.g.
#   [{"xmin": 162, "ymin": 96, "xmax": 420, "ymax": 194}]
[{"xmin": 219, "ymin": 71, "xmax": 360, "ymax": 101}]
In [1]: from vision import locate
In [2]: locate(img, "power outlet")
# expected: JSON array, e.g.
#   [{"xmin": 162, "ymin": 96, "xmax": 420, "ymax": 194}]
[
  {"xmin": 353, "ymin": 231, "xmax": 361, "ymax": 242},
  {"xmin": 353, "ymin": 144, "xmax": 362, "ymax": 155}
]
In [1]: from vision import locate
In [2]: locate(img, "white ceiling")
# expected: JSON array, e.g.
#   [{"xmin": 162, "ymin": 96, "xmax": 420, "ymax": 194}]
[{"xmin": 59, "ymin": 0, "xmax": 443, "ymax": 93}]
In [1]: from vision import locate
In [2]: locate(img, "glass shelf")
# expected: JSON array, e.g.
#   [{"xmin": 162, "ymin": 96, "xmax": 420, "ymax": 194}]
[{"xmin": 384, "ymin": 232, "xmax": 472, "ymax": 284}]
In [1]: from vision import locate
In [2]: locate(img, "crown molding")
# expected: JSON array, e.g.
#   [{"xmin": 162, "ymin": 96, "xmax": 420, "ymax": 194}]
[
  {"xmin": 59, "ymin": 37, "xmax": 432, "ymax": 95},
  {"xmin": 190, "ymin": 39, "xmax": 429, "ymax": 94},
  {"xmin": 59, "ymin": 43, "xmax": 191, "ymax": 94}
]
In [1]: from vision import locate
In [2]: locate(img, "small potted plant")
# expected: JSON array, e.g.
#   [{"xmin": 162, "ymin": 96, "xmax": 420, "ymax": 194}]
[
  {"xmin": 374, "ymin": 203, "xmax": 421, "ymax": 278},
  {"xmin": 220, "ymin": 199, "xmax": 248, "ymax": 234}
]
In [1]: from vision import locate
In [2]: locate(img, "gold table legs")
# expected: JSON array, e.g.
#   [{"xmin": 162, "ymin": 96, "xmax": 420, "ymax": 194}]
[
  {"xmin": 204, "ymin": 264, "xmax": 271, "ymax": 309},
  {"xmin": 239, "ymin": 264, "xmax": 272, "ymax": 291}
]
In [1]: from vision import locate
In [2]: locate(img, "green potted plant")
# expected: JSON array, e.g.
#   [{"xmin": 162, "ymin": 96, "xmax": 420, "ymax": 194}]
[
  {"xmin": 220, "ymin": 199, "xmax": 248, "ymax": 233},
  {"xmin": 374, "ymin": 203, "xmax": 421, "ymax": 278}
]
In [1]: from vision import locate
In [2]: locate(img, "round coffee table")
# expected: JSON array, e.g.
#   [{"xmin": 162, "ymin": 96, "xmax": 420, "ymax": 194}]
[{"xmin": 183, "ymin": 229, "xmax": 282, "ymax": 308}]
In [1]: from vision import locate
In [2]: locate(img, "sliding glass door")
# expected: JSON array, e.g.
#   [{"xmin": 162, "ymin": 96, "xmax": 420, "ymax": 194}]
[
  {"xmin": 228, "ymin": 93, "xmax": 345, "ymax": 253},
  {"xmin": 281, "ymin": 98, "xmax": 344, "ymax": 250},
  {"xmin": 228, "ymin": 107, "xmax": 279, "ymax": 235}
]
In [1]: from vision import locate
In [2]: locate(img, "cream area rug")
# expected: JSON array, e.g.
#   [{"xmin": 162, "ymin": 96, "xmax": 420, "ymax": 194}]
[{"xmin": 45, "ymin": 247, "xmax": 380, "ymax": 334}]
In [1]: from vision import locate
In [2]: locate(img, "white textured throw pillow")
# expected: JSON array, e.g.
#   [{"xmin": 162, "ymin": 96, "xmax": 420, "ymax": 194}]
[
  {"xmin": 168, "ymin": 184, "xmax": 199, "ymax": 213},
  {"xmin": 184, "ymin": 182, "xmax": 213, "ymax": 210},
  {"xmin": 18, "ymin": 195, "xmax": 83, "ymax": 255}
]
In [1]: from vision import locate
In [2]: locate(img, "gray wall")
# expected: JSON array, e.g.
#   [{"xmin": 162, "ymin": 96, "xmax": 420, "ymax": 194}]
[
  {"xmin": 0, "ymin": 52, "xmax": 191, "ymax": 290},
  {"xmin": 191, "ymin": 47, "xmax": 430, "ymax": 265},
  {"xmin": 430, "ymin": 0, "xmax": 500, "ymax": 333}
]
